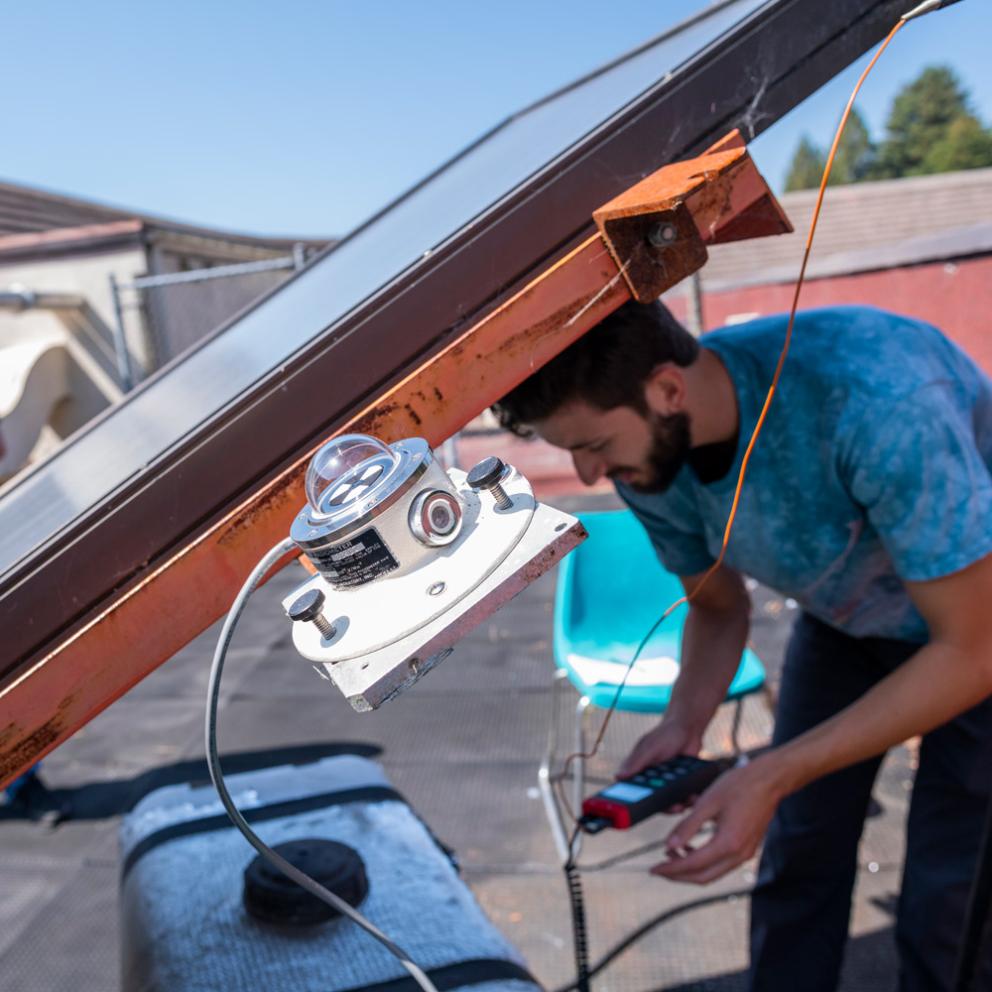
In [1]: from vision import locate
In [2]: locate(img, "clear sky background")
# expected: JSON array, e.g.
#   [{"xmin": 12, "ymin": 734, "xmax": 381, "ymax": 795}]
[{"xmin": 1, "ymin": 1, "xmax": 989, "ymax": 240}]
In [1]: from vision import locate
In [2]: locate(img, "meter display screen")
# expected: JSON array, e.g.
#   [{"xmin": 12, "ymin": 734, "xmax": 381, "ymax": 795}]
[{"xmin": 599, "ymin": 782, "xmax": 653, "ymax": 803}]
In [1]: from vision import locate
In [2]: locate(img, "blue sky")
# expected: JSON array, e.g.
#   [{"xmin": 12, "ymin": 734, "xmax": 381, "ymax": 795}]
[{"xmin": 1, "ymin": 1, "xmax": 988, "ymax": 239}]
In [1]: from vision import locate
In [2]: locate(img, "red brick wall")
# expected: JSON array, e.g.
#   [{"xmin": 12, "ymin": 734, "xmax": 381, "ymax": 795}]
[{"xmin": 666, "ymin": 255, "xmax": 992, "ymax": 374}]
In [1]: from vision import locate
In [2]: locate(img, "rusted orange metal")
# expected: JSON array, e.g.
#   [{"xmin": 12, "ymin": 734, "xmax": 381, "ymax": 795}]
[
  {"xmin": 594, "ymin": 129, "xmax": 792, "ymax": 301},
  {"xmin": 0, "ymin": 238, "xmax": 626, "ymax": 786},
  {"xmin": 0, "ymin": 133, "xmax": 789, "ymax": 787}
]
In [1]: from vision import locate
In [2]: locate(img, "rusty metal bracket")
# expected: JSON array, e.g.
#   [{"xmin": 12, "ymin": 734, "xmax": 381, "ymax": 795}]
[{"xmin": 594, "ymin": 130, "xmax": 792, "ymax": 302}]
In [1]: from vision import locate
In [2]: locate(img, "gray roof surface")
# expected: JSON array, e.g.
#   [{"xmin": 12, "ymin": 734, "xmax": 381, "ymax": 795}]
[
  {"xmin": 684, "ymin": 166, "xmax": 992, "ymax": 291},
  {"xmin": 0, "ymin": 178, "xmax": 331, "ymax": 248},
  {"xmin": 0, "ymin": 492, "xmax": 911, "ymax": 992}
]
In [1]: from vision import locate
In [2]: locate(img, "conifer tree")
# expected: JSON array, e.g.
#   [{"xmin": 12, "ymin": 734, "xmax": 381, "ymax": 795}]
[
  {"xmin": 784, "ymin": 136, "xmax": 827, "ymax": 191},
  {"xmin": 872, "ymin": 66, "xmax": 992, "ymax": 178}
]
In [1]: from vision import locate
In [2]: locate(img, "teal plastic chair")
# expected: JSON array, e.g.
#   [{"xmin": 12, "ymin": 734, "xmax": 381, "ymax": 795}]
[{"xmin": 539, "ymin": 509, "xmax": 766, "ymax": 859}]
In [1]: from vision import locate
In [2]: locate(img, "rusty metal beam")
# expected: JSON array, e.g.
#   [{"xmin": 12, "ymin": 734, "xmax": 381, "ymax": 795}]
[
  {"xmin": 0, "ymin": 238, "xmax": 624, "ymax": 786},
  {"xmin": 0, "ymin": 136, "xmax": 787, "ymax": 787}
]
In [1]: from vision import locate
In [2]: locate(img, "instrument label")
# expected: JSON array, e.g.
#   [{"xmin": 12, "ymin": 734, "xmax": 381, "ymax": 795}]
[{"xmin": 312, "ymin": 527, "xmax": 400, "ymax": 588}]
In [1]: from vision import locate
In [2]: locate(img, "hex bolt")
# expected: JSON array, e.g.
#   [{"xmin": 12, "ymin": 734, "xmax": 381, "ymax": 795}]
[
  {"xmin": 286, "ymin": 588, "xmax": 336, "ymax": 639},
  {"xmin": 648, "ymin": 221, "xmax": 678, "ymax": 248},
  {"xmin": 467, "ymin": 455, "xmax": 513, "ymax": 511}
]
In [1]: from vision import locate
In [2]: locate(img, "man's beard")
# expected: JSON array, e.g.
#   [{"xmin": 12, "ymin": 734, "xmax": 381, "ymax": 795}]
[{"xmin": 629, "ymin": 411, "xmax": 691, "ymax": 494}]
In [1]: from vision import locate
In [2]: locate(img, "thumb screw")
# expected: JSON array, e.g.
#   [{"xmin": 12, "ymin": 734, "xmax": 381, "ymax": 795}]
[
  {"xmin": 286, "ymin": 588, "xmax": 337, "ymax": 639},
  {"xmin": 467, "ymin": 456, "xmax": 513, "ymax": 510}
]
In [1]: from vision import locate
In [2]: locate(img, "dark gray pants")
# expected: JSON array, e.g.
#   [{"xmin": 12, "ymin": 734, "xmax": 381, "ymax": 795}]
[{"xmin": 749, "ymin": 613, "xmax": 992, "ymax": 992}]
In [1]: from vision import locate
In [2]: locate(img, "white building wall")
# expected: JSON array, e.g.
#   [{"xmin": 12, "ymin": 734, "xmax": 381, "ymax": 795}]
[{"xmin": 0, "ymin": 247, "xmax": 152, "ymax": 376}]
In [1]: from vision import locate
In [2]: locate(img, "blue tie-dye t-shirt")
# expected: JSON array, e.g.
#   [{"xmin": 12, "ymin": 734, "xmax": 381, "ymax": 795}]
[{"xmin": 616, "ymin": 306, "xmax": 992, "ymax": 643}]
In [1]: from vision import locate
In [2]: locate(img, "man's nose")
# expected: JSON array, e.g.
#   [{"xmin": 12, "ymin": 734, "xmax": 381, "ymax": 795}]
[{"xmin": 572, "ymin": 450, "xmax": 605, "ymax": 486}]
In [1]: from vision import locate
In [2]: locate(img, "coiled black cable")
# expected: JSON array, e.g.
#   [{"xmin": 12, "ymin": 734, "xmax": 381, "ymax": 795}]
[
  {"xmin": 555, "ymin": 887, "xmax": 752, "ymax": 992},
  {"xmin": 562, "ymin": 818, "xmax": 755, "ymax": 992},
  {"xmin": 564, "ymin": 827, "xmax": 591, "ymax": 992}
]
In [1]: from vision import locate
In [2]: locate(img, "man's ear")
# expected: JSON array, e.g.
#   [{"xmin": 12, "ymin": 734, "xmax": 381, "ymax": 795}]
[{"xmin": 643, "ymin": 363, "xmax": 687, "ymax": 416}]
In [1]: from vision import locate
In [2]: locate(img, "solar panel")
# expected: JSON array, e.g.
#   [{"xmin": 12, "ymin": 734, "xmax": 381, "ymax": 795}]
[{"xmin": 0, "ymin": 0, "xmax": 905, "ymax": 674}]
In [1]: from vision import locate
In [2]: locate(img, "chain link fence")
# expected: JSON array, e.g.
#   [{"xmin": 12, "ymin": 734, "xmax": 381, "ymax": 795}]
[{"xmin": 110, "ymin": 246, "xmax": 309, "ymax": 385}]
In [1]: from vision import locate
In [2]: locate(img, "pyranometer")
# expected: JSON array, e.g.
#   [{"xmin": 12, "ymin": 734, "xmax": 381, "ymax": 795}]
[{"xmin": 283, "ymin": 433, "xmax": 585, "ymax": 712}]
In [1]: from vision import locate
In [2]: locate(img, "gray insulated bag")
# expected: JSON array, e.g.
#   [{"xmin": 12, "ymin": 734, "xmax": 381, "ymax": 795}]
[{"xmin": 119, "ymin": 753, "xmax": 541, "ymax": 992}]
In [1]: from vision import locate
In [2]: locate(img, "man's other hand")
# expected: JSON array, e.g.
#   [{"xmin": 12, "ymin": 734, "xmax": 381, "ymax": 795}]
[
  {"xmin": 652, "ymin": 756, "xmax": 783, "ymax": 885},
  {"xmin": 618, "ymin": 718, "xmax": 703, "ymax": 779}
]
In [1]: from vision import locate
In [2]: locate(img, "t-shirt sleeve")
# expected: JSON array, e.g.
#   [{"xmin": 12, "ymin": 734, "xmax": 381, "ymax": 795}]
[
  {"xmin": 616, "ymin": 484, "xmax": 716, "ymax": 578},
  {"xmin": 842, "ymin": 384, "xmax": 992, "ymax": 582}
]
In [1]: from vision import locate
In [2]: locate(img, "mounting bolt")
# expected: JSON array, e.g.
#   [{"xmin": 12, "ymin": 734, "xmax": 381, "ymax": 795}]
[
  {"xmin": 286, "ymin": 588, "xmax": 336, "ymax": 639},
  {"xmin": 467, "ymin": 455, "xmax": 513, "ymax": 511},
  {"xmin": 647, "ymin": 221, "xmax": 679, "ymax": 248}
]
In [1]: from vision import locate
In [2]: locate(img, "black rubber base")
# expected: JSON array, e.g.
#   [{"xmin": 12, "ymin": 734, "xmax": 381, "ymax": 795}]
[{"xmin": 243, "ymin": 838, "xmax": 369, "ymax": 926}]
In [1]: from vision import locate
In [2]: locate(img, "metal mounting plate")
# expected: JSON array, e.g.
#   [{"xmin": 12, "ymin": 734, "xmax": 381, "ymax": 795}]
[
  {"xmin": 286, "ymin": 467, "xmax": 536, "ymax": 662},
  {"xmin": 596, "ymin": 200, "xmax": 708, "ymax": 303},
  {"xmin": 287, "ymin": 498, "xmax": 586, "ymax": 712}
]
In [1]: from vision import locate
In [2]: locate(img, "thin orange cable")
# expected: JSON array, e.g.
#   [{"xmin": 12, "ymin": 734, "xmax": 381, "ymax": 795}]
[{"xmin": 557, "ymin": 19, "xmax": 906, "ymax": 826}]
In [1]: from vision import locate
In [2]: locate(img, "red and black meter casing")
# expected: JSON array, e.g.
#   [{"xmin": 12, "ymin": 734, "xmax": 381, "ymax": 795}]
[{"xmin": 580, "ymin": 756, "xmax": 729, "ymax": 831}]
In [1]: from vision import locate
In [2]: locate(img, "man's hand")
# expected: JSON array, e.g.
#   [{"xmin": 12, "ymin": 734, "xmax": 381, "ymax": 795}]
[
  {"xmin": 618, "ymin": 718, "xmax": 703, "ymax": 779},
  {"xmin": 617, "ymin": 564, "xmax": 749, "ymax": 783},
  {"xmin": 651, "ymin": 756, "xmax": 784, "ymax": 884}
]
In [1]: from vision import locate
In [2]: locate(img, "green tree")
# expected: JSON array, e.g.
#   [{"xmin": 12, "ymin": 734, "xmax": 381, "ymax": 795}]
[
  {"xmin": 829, "ymin": 107, "xmax": 875, "ymax": 184},
  {"xmin": 784, "ymin": 136, "xmax": 826, "ymax": 191},
  {"xmin": 872, "ymin": 65, "xmax": 992, "ymax": 178},
  {"xmin": 783, "ymin": 108, "xmax": 876, "ymax": 191},
  {"xmin": 923, "ymin": 114, "xmax": 992, "ymax": 173}
]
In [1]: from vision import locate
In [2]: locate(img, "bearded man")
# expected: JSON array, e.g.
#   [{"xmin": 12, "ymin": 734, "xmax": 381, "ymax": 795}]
[{"xmin": 493, "ymin": 301, "xmax": 992, "ymax": 992}]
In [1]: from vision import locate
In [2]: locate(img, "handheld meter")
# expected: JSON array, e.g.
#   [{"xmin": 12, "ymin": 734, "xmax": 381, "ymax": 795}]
[{"xmin": 580, "ymin": 755, "xmax": 731, "ymax": 832}]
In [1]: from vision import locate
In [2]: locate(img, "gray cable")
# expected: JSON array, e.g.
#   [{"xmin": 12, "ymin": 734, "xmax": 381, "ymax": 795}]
[{"xmin": 205, "ymin": 538, "xmax": 440, "ymax": 992}]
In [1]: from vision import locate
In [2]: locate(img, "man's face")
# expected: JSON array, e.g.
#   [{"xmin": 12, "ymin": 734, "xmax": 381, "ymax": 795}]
[{"xmin": 534, "ymin": 399, "xmax": 691, "ymax": 493}]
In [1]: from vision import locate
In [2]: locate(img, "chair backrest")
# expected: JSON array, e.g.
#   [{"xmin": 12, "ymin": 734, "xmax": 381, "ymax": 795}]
[{"xmin": 555, "ymin": 509, "xmax": 689, "ymax": 663}]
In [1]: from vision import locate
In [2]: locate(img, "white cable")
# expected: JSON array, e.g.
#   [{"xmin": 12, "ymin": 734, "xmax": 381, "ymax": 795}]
[{"xmin": 205, "ymin": 538, "xmax": 440, "ymax": 992}]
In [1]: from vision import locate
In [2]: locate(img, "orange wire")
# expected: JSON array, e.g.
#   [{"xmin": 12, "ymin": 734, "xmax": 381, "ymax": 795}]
[{"xmin": 557, "ymin": 19, "xmax": 906, "ymax": 826}]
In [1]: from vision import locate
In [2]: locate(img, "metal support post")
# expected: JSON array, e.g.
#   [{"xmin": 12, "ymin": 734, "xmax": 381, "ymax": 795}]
[
  {"xmin": 292, "ymin": 242, "xmax": 306, "ymax": 271},
  {"xmin": 107, "ymin": 274, "xmax": 136, "ymax": 392},
  {"xmin": 539, "ymin": 668, "xmax": 572, "ymax": 864},
  {"xmin": 686, "ymin": 271, "xmax": 705, "ymax": 337}
]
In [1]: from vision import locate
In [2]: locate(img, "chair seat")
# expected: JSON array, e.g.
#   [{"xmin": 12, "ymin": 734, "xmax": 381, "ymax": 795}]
[
  {"xmin": 561, "ymin": 644, "xmax": 766, "ymax": 713},
  {"xmin": 554, "ymin": 509, "xmax": 767, "ymax": 714}
]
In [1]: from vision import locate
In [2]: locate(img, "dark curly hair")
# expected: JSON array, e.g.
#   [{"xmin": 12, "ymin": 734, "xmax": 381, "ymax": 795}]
[{"xmin": 492, "ymin": 300, "xmax": 699, "ymax": 437}]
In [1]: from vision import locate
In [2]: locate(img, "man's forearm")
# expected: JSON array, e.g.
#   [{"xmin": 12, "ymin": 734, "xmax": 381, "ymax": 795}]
[
  {"xmin": 667, "ymin": 601, "xmax": 750, "ymax": 735},
  {"xmin": 760, "ymin": 637, "xmax": 992, "ymax": 798}
]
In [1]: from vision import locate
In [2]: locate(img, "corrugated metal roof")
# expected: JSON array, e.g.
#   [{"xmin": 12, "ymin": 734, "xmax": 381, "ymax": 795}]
[
  {"xmin": 0, "ymin": 181, "xmax": 133, "ymax": 235},
  {"xmin": 0, "ymin": 178, "xmax": 329, "ymax": 248},
  {"xmin": 684, "ymin": 166, "xmax": 992, "ymax": 291}
]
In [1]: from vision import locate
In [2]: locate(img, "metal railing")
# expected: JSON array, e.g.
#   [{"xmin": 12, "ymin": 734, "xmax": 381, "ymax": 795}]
[{"xmin": 109, "ymin": 245, "xmax": 308, "ymax": 389}]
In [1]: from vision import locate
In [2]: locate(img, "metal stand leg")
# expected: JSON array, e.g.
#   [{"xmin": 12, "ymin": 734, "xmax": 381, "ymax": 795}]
[
  {"xmin": 571, "ymin": 695, "xmax": 591, "ymax": 860},
  {"xmin": 539, "ymin": 669, "xmax": 572, "ymax": 863},
  {"xmin": 573, "ymin": 696, "xmax": 591, "ymax": 817}
]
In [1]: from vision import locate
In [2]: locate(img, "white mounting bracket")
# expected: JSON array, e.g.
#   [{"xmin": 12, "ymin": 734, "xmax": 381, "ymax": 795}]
[{"xmin": 283, "ymin": 467, "xmax": 586, "ymax": 711}]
